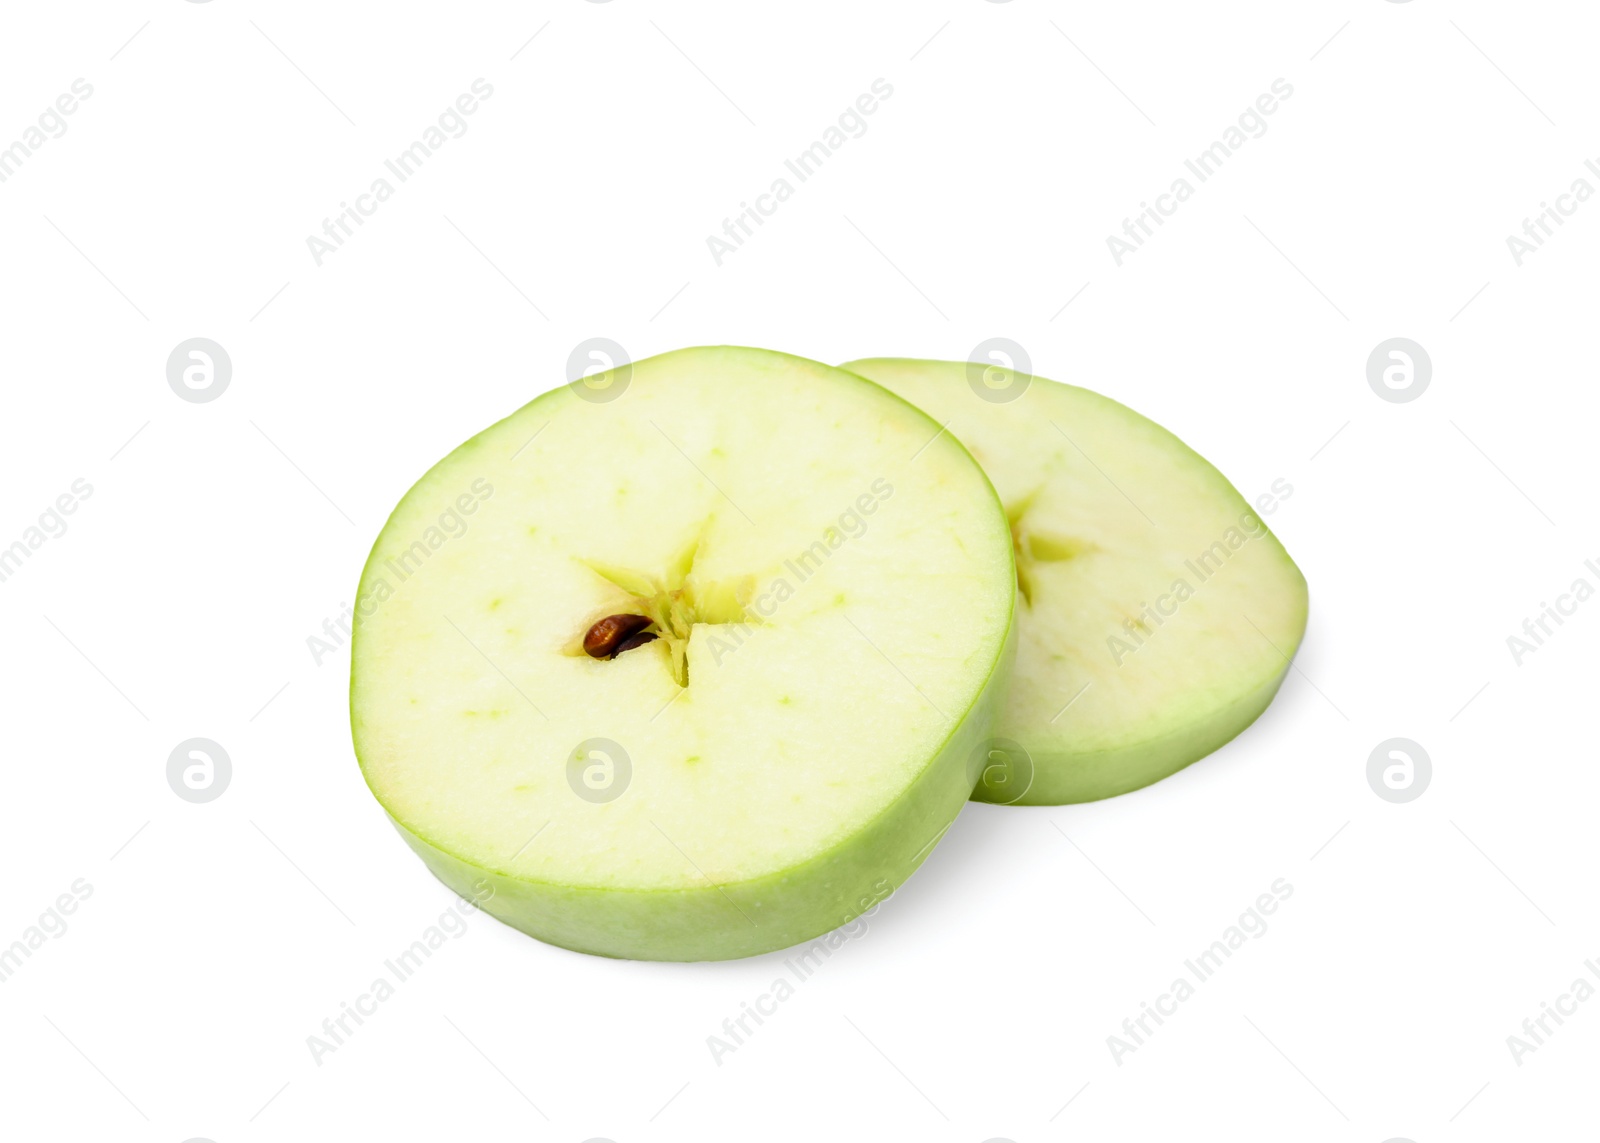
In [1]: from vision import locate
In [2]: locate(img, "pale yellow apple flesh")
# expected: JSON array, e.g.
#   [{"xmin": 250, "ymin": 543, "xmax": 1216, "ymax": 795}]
[{"xmin": 842, "ymin": 357, "xmax": 1307, "ymax": 805}]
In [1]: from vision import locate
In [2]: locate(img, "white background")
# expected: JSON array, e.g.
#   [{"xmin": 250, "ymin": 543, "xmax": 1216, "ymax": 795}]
[{"xmin": 0, "ymin": 1, "xmax": 1595, "ymax": 1140}]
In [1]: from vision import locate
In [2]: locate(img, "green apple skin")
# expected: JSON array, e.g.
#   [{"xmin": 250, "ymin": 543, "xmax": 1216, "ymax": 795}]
[
  {"xmin": 843, "ymin": 357, "xmax": 1308, "ymax": 807},
  {"xmin": 1012, "ymin": 662, "xmax": 1289, "ymax": 805},
  {"xmin": 350, "ymin": 347, "xmax": 1017, "ymax": 961},
  {"xmin": 381, "ymin": 612, "xmax": 1012, "ymax": 961}
]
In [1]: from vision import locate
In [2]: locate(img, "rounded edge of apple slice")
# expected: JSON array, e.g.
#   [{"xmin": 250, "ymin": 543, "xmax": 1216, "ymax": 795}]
[
  {"xmin": 974, "ymin": 651, "xmax": 1295, "ymax": 805},
  {"xmin": 349, "ymin": 347, "xmax": 1020, "ymax": 960},
  {"xmin": 383, "ymin": 603, "xmax": 1015, "ymax": 960},
  {"xmin": 840, "ymin": 355, "xmax": 1308, "ymax": 808}
]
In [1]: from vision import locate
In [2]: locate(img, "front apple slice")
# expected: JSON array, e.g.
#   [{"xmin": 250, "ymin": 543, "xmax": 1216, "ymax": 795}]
[
  {"xmin": 351, "ymin": 347, "xmax": 1015, "ymax": 960},
  {"xmin": 842, "ymin": 358, "xmax": 1307, "ymax": 805}
]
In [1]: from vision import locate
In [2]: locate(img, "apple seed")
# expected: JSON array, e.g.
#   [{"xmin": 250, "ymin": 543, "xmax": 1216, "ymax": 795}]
[
  {"xmin": 611, "ymin": 631, "xmax": 659, "ymax": 657},
  {"xmin": 584, "ymin": 614, "xmax": 653, "ymax": 659}
]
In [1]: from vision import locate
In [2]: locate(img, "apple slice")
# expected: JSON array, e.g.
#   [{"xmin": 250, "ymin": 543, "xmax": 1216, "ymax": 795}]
[
  {"xmin": 351, "ymin": 347, "xmax": 1015, "ymax": 960},
  {"xmin": 841, "ymin": 357, "xmax": 1307, "ymax": 805}
]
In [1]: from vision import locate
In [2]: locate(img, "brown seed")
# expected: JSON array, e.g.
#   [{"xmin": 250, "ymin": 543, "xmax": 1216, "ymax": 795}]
[
  {"xmin": 611, "ymin": 631, "xmax": 659, "ymax": 657},
  {"xmin": 583, "ymin": 614, "xmax": 652, "ymax": 658}
]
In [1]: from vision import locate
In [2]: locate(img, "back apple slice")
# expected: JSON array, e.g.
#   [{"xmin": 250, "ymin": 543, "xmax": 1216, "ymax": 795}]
[
  {"xmin": 841, "ymin": 357, "xmax": 1307, "ymax": 805},
  {"xmin": 351, "ymin": 347, "xmax": 1016, "ymax": 960}
]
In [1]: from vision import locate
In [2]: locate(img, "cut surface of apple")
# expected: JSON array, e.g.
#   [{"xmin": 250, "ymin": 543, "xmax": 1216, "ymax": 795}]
[
  {"xmin": 351, "ymin": 347, "xmax": 1016, "ymax": 960},
  {"xmin": 842, "ymin": 357, "xmax": 1307, "ymax": 805}
]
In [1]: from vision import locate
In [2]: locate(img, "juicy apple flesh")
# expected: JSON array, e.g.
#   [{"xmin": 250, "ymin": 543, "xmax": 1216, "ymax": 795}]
[
  {"xmin": 351, "ymin": 348, "xmax": 1016, "ymax": 960},
  {"xmin": 842, "ymin": 358, "xmax": 1308, "ymax": 806}
]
